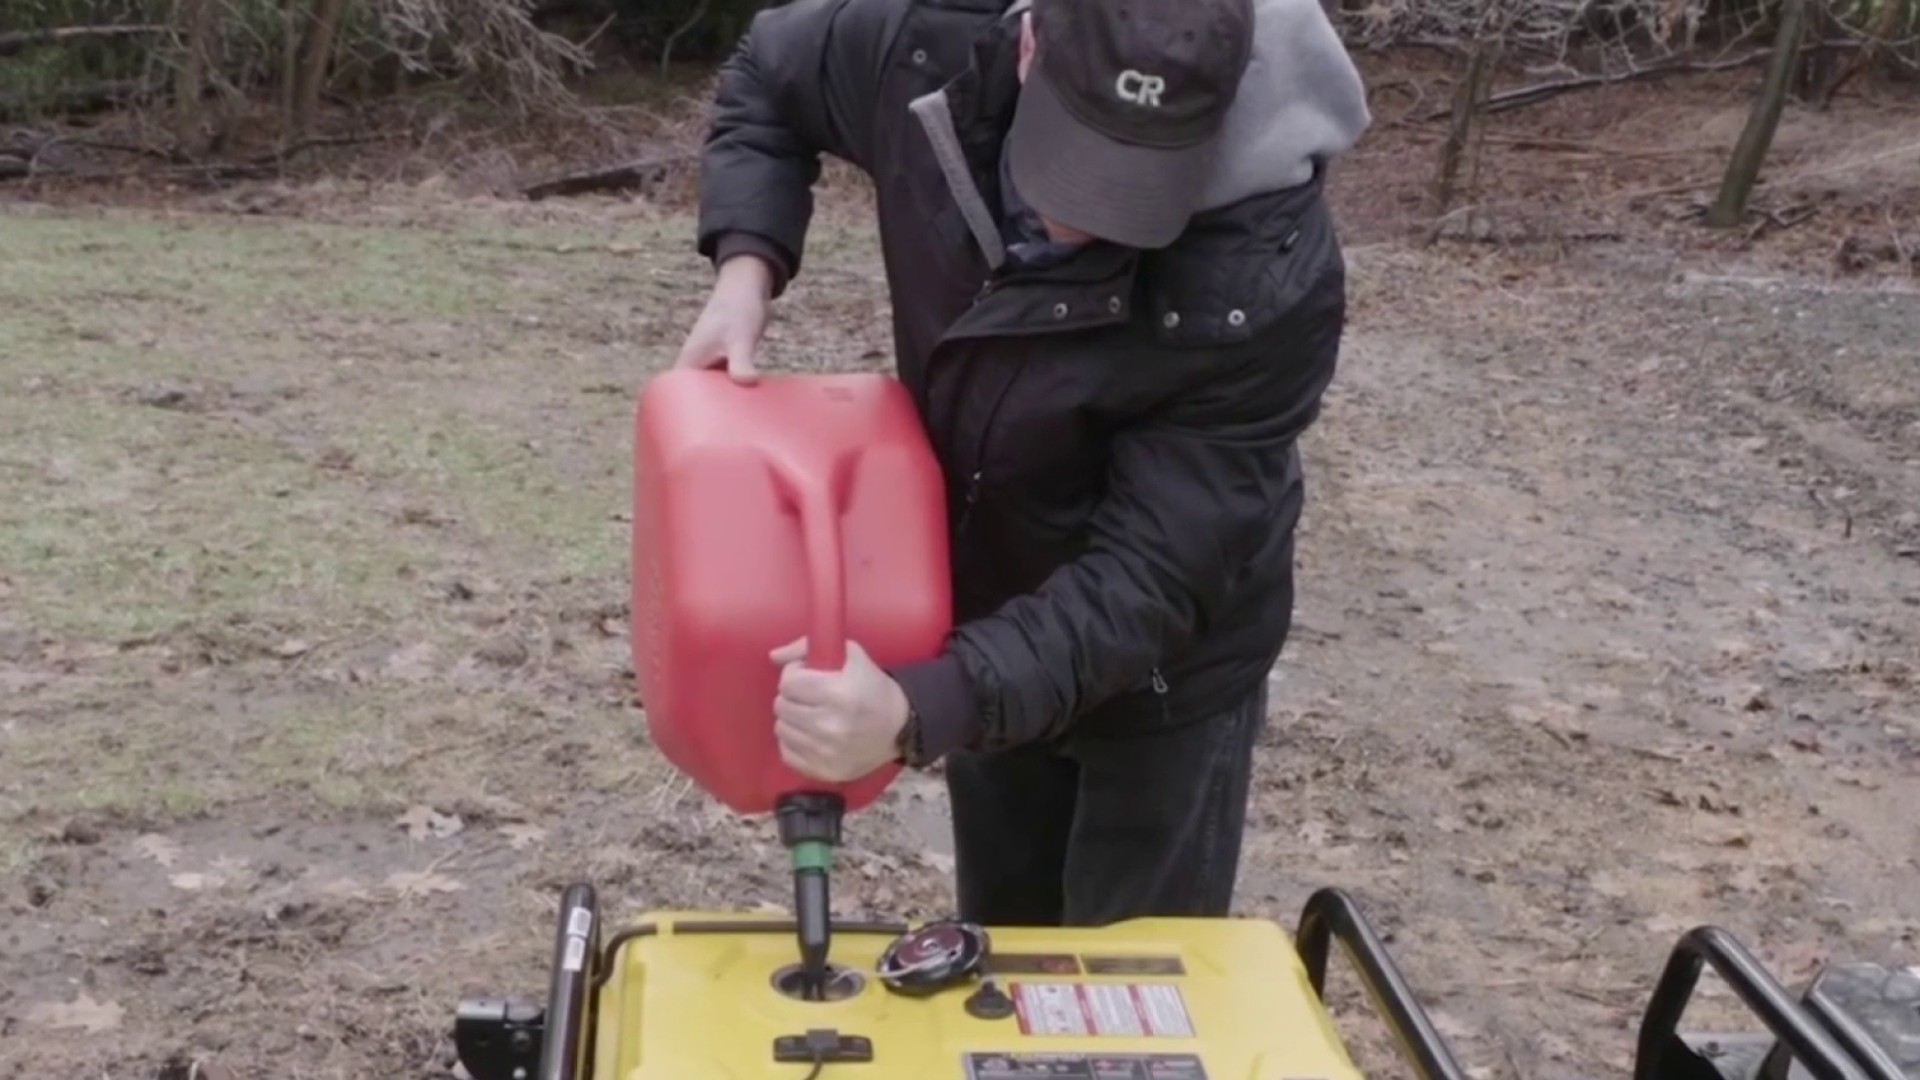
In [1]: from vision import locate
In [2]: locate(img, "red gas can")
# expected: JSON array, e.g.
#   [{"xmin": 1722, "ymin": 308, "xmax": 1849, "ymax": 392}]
[{"xmin": 630, "ymin": 369, "xmax": 953, "ymax": 817}]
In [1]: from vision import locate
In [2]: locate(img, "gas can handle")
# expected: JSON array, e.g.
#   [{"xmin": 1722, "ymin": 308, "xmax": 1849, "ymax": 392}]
[{"xmin": 770, "ymin": 456, "xmax": 848, "ymax": 673}]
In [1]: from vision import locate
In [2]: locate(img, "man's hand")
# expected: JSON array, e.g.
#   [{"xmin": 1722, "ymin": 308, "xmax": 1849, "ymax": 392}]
[
  {"xmin": 770, "ymin": 638, "xmax": 910, "ymax": 783},
  {"xmin": 674, "ymin": 254, "xmax": 775, "ymax": 384}
]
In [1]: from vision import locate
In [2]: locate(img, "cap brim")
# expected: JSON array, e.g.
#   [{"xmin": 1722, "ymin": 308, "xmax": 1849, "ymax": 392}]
[{"xmin": 1006, "ymin": 67, "xmax": 1216, "ymax": 251}]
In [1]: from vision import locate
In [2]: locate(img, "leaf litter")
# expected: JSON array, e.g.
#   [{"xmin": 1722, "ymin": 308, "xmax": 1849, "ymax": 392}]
[
  {"xmin": 385, "ymin": 869, "xmax": 465, "ymax": 900},
  {"xmin": 25, "ymin": 993, "xmax": 125, "ymax": 1033},
  {"xmin": 169, "ymin": 855, "xmax": 253, "ymax": 892},
  {"xmin": 395, "ymin": 804, "xmax": 465, "ymax": 841},
  {"xmin": 132, "ymin": 833, "xmax": 184, "ymax": 867},
  {"xmin": 499, "ymin": 823, "xmax": 547, "ymax": 850}
]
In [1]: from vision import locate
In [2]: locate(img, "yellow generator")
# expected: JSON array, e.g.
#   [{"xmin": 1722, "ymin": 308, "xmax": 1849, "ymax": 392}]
[{"xmin": 450, "ymin": 880, "xmax": 1915, "ymax": 1080}]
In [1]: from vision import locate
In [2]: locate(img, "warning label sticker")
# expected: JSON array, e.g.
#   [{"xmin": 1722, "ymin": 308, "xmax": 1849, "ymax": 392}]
[
  {"xmin": 965, "ymin": 1052, "xmax": 1208, "ymax": 1080},
  {"xmin": 1010, "ymin": 983, "xmax": 1196, "ymax": 1039}
]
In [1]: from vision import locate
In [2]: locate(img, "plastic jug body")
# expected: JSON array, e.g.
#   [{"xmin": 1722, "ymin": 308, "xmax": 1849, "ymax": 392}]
[{"xmin": 631, "ymin": 370, "xmax": 953, "ymax": 816}]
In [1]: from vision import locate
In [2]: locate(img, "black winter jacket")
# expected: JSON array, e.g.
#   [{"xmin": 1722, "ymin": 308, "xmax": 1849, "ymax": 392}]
[{"xmin": 696, "ymin": 0, "xmax": 1347, "ymax": 764}]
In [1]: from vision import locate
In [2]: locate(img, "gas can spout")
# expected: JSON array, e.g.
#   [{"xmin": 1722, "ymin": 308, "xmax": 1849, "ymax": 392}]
[{"xmin": 776, "ymin": 792, "xmax": 846, "ymax": 1000}]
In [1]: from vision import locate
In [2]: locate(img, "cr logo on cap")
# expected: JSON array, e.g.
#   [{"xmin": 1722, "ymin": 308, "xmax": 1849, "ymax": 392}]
[{"xmin": 1114, "ymin": 69, "xmax": 1165, "ymax": 107}]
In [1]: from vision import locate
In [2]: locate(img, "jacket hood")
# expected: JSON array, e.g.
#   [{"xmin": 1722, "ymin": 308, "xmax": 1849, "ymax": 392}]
[{"xmin": 1200, "ymin": 0, "xmax": 1372, "ymax": 210}]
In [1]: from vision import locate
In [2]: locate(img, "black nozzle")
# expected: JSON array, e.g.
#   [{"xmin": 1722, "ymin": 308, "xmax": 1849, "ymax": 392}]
[
  {"xmin": 794, "ymin": 867, "xmax": 831, "ymax": 1000},
  {"xmin": 775, "ymin": 793, "xmax": 846, "ymax": 1002}
]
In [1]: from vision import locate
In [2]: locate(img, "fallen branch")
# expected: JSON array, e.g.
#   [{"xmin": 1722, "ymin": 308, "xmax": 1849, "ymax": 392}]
[
  {"xmin": 1416, "ymin": 39, "xmax": 1866, "ymax": 121},
  {"xmin": 0, "ymin": 131, "xmax": 393, "ymax": 186},
  {"xmin": 1423, "ymin": 205, "xmax": 1626, "ymax": 247},
  {"xmin": 522, "ymin": 153, "xmax": 692, "ymax": 200},
  {"xmin": 0, "ymin": 79, "xmax": 156, "ymax": 119},
  {"xmin": 65, "ymin": 136, "xmax": 193, "ymax": 164},
  {"xmin": 1393, "ymin": 127, "xmax": 1702, "ymax": 159},
  {"xmin": 1617, "ymin": 172, "xmax": 1730, "ymax": 202},
  {"xmin": 1420, "ymin": 49, "xmax": 1774, "ymax": 120},
  {"xmin": 0, "ymin": 24, "xmax": 167, "ymax": 59}
]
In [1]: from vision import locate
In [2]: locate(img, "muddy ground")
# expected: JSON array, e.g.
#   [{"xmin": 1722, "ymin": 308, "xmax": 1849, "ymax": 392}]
[{"xmin": 2, "ymin": 58, "xmax": 1917, "ymax": 1080}]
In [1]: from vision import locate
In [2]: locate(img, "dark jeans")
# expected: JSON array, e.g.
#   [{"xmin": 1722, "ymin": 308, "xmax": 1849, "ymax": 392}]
[{"xmin": 943, "ymin": 684, "xmax": 1268, "ymax": 927}]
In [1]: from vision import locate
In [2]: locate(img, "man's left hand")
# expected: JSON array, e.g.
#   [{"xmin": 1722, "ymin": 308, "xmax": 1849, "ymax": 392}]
[{"xmin": 770, "ymin": 638, "xmax": 910, "ymax": 783}]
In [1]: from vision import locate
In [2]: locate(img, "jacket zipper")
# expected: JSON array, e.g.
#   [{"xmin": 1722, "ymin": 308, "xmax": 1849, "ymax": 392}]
[
  {"xmin": 950, "ymin": 350, "xmax": 1022, "ymax": 537},
  {"xmin": 1150, "ymin": 669, "xmax": 1169, "ymax": 694}
]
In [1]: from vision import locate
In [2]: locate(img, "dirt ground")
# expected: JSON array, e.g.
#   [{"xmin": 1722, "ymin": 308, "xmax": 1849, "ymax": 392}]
[{"xmin": 2, "ymin": 56, "xmax": 1917, "ymax": 1080}]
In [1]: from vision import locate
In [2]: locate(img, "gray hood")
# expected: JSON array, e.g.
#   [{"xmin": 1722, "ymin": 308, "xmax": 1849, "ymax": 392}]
[{"xmin": 1200, "ymin": 0, "xmax": 1372, "ymax": 210}]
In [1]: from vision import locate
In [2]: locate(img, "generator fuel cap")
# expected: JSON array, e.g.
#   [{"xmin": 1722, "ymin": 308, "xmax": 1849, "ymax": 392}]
[{"xmin": 876, "ymin": 920, "xmax": 990, "ymax": 997}]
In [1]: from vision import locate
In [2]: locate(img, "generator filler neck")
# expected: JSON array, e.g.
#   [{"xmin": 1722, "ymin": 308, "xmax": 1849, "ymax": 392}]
[{"xmin": 776, "ymin": 792, "xmax": 846, "ymax": 1001}]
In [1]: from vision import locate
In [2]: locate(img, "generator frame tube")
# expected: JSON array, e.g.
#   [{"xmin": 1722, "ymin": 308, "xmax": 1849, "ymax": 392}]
[
  {"xmin": 1295, "ymin": 887, "xmax": 1472, "ymax": 1080},
  {"xmin": 1634, "ymin": 926, "xmax": 1879, "ymax": 1080},
  {"xmin": 537, "ymin": 882, "xmax": 600, "ymax": 1080}
]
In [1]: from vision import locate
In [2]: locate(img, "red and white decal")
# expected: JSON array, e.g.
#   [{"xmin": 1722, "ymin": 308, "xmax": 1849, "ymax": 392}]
[{"xmin": 1010, "ymin": 983, "xmax": 1195, "ymax": 1039}]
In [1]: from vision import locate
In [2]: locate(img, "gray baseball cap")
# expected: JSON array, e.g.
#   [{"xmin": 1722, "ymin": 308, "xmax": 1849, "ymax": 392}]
[{"xmin": 1006, "ymin": 0, "xmax": 1256, "ymax": 250}]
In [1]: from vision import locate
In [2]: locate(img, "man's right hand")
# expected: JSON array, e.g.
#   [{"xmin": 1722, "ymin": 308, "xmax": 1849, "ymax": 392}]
[{"xmin": 673, "ymin": 254, "xmax": 776, "ymax": 384}]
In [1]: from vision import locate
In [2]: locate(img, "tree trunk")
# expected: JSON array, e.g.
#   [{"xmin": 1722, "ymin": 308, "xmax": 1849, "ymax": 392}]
[
  {"xmin": 1706, "ymin": 0, "xmax": 1810, "ymax": 228},
  {"xmin": 289, "ymin": 0, "xmax": 349, "ymax": 143},
  {"xmin": 1431, "ymin": 17, "xmax": 1503, "ymax": 215},
  {"xmin": 173, "ymin": 0, "xmax": 217, "ymax": 149},
  {"xmin": 1794, "ymin": 0, "xmax": 1842, "ymax": 101},
  {"xmin": 1814, "ymin": 0, "xmax": 1905, "ymax": 109},
  {"xmin": 281, "ymin": 0, "xmax": 302, "ymax": 132}
]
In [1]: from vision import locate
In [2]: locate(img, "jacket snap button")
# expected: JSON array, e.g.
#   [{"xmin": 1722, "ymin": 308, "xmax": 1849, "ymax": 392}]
[
  {"xmin": 1162, "ymin": 311, "xmax": 1181, "ymax": 329},
  {"xmin": 1107, "ymin": 296, "xmax": 1122, "ymax": 314},
  {"xmin": 1053, "ymin": 302, "xmax": 1069, "ymax": 319},
  {"xmin": 1227, "ymin": 309, "xmax": 1247, "ymax": 327},
  {"xmin": 912, "ymin": 48, "xmax": 929, "ymax": 64}
]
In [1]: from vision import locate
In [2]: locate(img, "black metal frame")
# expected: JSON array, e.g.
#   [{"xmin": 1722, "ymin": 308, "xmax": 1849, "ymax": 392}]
[
  {"xmin": 537, "ymin": 883, "xmax": 600, "ymax": 1080},
  {"xmin": 1295, "ymin": 888, "xmax": 1473, "ymax": 1080},
  {"xmin": 1633, "ymin": 926, "xmax": 1880, "ymax": 1080},
  {"xmin": 1796, "ymin": 977, "xmax": 1911, "ymax": 1080},
  {"xmin": 452, "ymin": 882, "xmax": 602, "ymax": 1080}
]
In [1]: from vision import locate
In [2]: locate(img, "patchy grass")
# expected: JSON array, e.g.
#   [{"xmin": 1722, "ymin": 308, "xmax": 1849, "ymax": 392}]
[
  {"xmin": 0, "ymin": 204, "xmax": 740, "ymax": 1078},
  {"xmin": 0, "ymin": 210, "xmax": 674, "ymax": 646},
  {"xmin": 0, "ymin": 204, "xmax": 698, "ymax": 840}
]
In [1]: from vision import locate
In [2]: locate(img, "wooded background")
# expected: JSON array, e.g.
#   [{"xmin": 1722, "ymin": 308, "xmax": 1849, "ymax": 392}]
[{"xmin": 2, "ymin": 0, "xmax": 1915, "ymax": 222}]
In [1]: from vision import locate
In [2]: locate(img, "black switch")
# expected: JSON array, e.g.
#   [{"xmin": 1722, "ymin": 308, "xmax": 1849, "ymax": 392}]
[
  {"xmin": 966, "ymin": 980, "xmax": 1015, "ymax": 1021},
  {"xmin": 773, "ymin": 1030, "xmax": 874, "ymax": 1064}
]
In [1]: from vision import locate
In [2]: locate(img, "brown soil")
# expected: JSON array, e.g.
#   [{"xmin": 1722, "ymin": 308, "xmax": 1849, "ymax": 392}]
[{"xmin": 2, "ymin": 52, "xmax": 1916, "ymax": 1080}]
